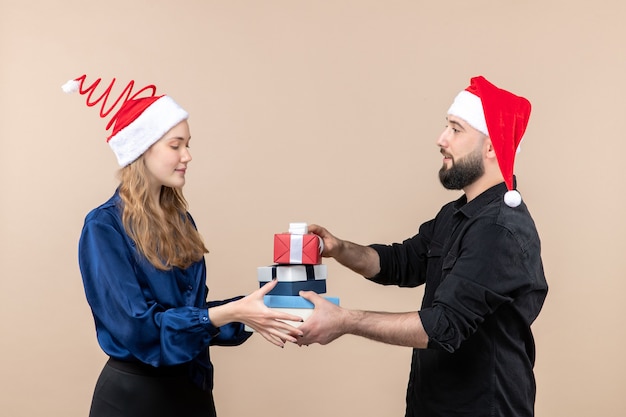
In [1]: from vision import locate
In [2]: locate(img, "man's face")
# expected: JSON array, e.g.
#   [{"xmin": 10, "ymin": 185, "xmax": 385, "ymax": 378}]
[{"xmin": 437, "ymin": 115, "xmax": 486, "ymax": 190}]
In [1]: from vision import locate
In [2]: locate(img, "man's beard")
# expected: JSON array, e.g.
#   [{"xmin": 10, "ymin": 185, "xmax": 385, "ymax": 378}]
[{"xmin": 438, "ymin": 148, "xmax": 484, "ymax": 190}]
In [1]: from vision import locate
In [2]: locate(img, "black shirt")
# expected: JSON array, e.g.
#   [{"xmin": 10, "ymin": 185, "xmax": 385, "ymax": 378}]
[{"xmin": 370, "ymin": 182, "xmax": 547, "ymax": 417}]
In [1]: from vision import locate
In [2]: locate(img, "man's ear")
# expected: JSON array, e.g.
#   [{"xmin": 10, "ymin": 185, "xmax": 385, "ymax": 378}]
[{"xmin": 484, "ymin": 137, "xmax": 498, "ymax": 160}]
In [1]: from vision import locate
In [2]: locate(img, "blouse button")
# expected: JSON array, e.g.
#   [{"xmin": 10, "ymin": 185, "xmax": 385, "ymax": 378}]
[{"xmin": 188, "ymin": 285, "xmax": 193, "ymax": 290}]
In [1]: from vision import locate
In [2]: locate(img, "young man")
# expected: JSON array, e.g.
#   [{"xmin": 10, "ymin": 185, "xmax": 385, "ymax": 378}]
[{"xmin": 298, "ymin": 76, "xmax": 548, "ymax": 417}]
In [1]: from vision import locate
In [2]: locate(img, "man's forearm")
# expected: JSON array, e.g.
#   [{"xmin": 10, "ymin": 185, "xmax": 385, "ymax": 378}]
[
  {"xmin": 343, "ymin": 310, "xmax": 429, "ymax": 349},
  {"xmin": 335, "ymin": 240, "xmax": 381, "ymax": 279}
]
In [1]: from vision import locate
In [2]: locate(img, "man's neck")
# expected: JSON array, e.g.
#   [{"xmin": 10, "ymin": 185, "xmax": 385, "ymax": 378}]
[{"xmin": 463, "ymin": 175, "xmax": 503, "ymax": 202}]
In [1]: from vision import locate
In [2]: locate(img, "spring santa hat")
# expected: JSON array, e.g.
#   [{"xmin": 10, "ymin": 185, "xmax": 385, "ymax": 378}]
[
  {"xmin": 447, "ymin": 76, "xmax": 531, "ymax": 208},
  {"xmin": 62, "ymin": 74, "xmax": 188, "ymax": 167}
]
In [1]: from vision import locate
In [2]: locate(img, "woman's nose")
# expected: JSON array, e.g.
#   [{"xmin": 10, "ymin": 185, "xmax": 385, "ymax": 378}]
[{"xmin": 181, "ymin": 148, "xmax": 192, "ymax": 162}]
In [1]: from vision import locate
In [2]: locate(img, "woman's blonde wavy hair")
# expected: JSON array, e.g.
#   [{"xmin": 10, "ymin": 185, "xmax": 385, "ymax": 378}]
[{"xmin": 118, "ymin": 155, "xmax": 208, "ymax": 270}]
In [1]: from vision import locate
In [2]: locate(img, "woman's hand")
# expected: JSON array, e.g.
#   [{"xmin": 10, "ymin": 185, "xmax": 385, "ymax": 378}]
[
  {"xmin": 209, "ymin": 279, "xmax": 304, "ymax": 348},
  {"xmin": 238, "ymin": 279, "xmax": 305, "ymax": 347}
]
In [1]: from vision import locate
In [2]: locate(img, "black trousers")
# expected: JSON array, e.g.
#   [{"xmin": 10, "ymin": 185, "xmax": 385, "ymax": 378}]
[{"xmin": 89, "ymin": 358, "xmax": 217, "ymax": 417}]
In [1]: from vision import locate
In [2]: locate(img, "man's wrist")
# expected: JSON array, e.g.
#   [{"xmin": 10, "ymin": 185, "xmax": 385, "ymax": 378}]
[{"xmin": 342, "ymin": 309, "xmax": 362, "ymax": 335}]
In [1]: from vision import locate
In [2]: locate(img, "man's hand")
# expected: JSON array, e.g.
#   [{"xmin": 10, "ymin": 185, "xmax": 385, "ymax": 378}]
[
  {"xmin": 307, "ymin": 223, "xmax": 381, "ymax": 278},
  {"xmin": 307, "ymin": 224, "xmax": 342, "ymax": 258},
  {"xmin": 297, "ymin": 290, "xmax": 349, "ymax": 346}
]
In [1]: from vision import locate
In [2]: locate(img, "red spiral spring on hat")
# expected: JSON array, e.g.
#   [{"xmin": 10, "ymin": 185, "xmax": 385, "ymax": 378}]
[{"xmin": 68, "ymin": 74, "xmax": 158, "ymax": 131}]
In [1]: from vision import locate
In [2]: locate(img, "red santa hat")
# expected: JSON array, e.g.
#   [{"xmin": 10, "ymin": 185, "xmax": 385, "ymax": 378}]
[
  {"xmin": 447, "ymin": 76, "xmax": 531, "ymax": 207},
  {"xmin": 62, "ymin": 74, "xmax": 188, "ymax": 167}
]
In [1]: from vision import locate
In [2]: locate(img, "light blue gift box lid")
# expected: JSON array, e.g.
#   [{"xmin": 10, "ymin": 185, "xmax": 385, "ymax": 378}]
[{"xmin": 264, "ymin": 295, "xmax": 340, "ymax": 308}]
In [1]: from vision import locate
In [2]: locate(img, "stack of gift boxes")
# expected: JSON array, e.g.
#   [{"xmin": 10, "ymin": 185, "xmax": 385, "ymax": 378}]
[{"xmin": 253, "ymin": 223, "xmax": 339, "ymax": 329}]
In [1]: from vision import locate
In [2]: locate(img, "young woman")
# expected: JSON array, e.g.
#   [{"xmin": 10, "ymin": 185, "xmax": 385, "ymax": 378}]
[{"xmin": 68, "ymin": 77, "xmax": 303, "ymax": 417}]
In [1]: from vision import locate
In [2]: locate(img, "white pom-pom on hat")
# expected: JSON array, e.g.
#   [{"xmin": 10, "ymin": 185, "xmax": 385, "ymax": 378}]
[
  {"xmin": 504, "ymin": 190, "xmax": 522, "ymax": 208},
  {"xmin": 61, "ymin": 79, "xmax": 80, "ymax": 94}
]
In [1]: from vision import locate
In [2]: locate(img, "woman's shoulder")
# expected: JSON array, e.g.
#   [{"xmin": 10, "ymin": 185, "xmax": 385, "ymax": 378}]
[{"xmin": 84, "ymin": 191, "xmax": 122, "ymax": 224}]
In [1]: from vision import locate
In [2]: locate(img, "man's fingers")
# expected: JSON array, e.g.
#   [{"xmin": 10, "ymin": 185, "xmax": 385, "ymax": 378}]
[{"xmin": 298, "ymin": 290, "xmax": 323, "ymax": 305}]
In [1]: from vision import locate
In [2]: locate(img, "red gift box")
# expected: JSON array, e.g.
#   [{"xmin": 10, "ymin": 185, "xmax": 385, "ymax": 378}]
[{"xmin": 273, "ymin": 233, "xmax": 322, "ymax": 265}]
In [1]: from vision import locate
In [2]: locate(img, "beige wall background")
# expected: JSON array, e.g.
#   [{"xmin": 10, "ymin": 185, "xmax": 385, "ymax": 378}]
[{"xmin": 1, "ymin": 1, "xmax": 624, "ymax": 416}]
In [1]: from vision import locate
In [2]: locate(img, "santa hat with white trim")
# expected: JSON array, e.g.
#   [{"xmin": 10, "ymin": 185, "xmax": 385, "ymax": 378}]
[
  {"xmin": 447, "ymin": 76, "xmax": 531, "ymax": 207},
  {"xmin": 62, "ymin": 75, "xmax": 188, "ymax": 167}
]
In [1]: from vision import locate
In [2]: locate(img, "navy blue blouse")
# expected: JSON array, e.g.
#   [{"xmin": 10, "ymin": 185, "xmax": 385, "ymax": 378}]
[{"xmin": 78, "ymin": 191, "xmax": 250, "ymax": 391}]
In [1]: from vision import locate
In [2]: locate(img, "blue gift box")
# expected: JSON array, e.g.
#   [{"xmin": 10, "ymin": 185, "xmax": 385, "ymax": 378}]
[
  {"xmin": 261, "ymin": 280, "xmax": 326, "ymax": 296},
  {"xmin": 244, "ymin": 295, "xmax": 341, "ymax": 332},
  {"xmin": 258, "ymin": 264, "xmax": 328, "ymax": 296},
  {"xmin": 264, "ymin": 295, "xmax": 340, "ymax": 308}
]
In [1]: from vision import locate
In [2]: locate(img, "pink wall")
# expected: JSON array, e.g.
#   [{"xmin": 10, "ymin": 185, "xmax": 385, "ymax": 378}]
[{"xmin": 1, "ymin": 1, "xmax": 625, "ymax": 416}]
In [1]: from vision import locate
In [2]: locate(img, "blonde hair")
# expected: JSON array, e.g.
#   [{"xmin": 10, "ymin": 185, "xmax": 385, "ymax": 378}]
[{"xmin": 118, "ymin": 155, "xmax": 208, "ymax": 270}]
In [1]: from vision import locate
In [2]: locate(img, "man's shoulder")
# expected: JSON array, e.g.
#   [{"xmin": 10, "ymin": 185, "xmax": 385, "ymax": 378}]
[
  {"xmin": 435, "ymin": 199, "xmax": 460, "ymax": 218},
  {"xmin": 490, "ymin": 200, "xmax": 541, "ymax": 247}
]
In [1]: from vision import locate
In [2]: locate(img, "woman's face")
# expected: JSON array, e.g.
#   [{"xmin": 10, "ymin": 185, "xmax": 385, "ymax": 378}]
[{"xmin": 142, "ymin": 120, "xmax": 192, "ymax": 192}]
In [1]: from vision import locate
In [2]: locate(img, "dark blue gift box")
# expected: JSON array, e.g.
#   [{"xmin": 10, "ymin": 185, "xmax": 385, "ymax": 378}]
[{"xmin": 260, "ymin": 279, "xmax": 326, "ymax": 296}]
